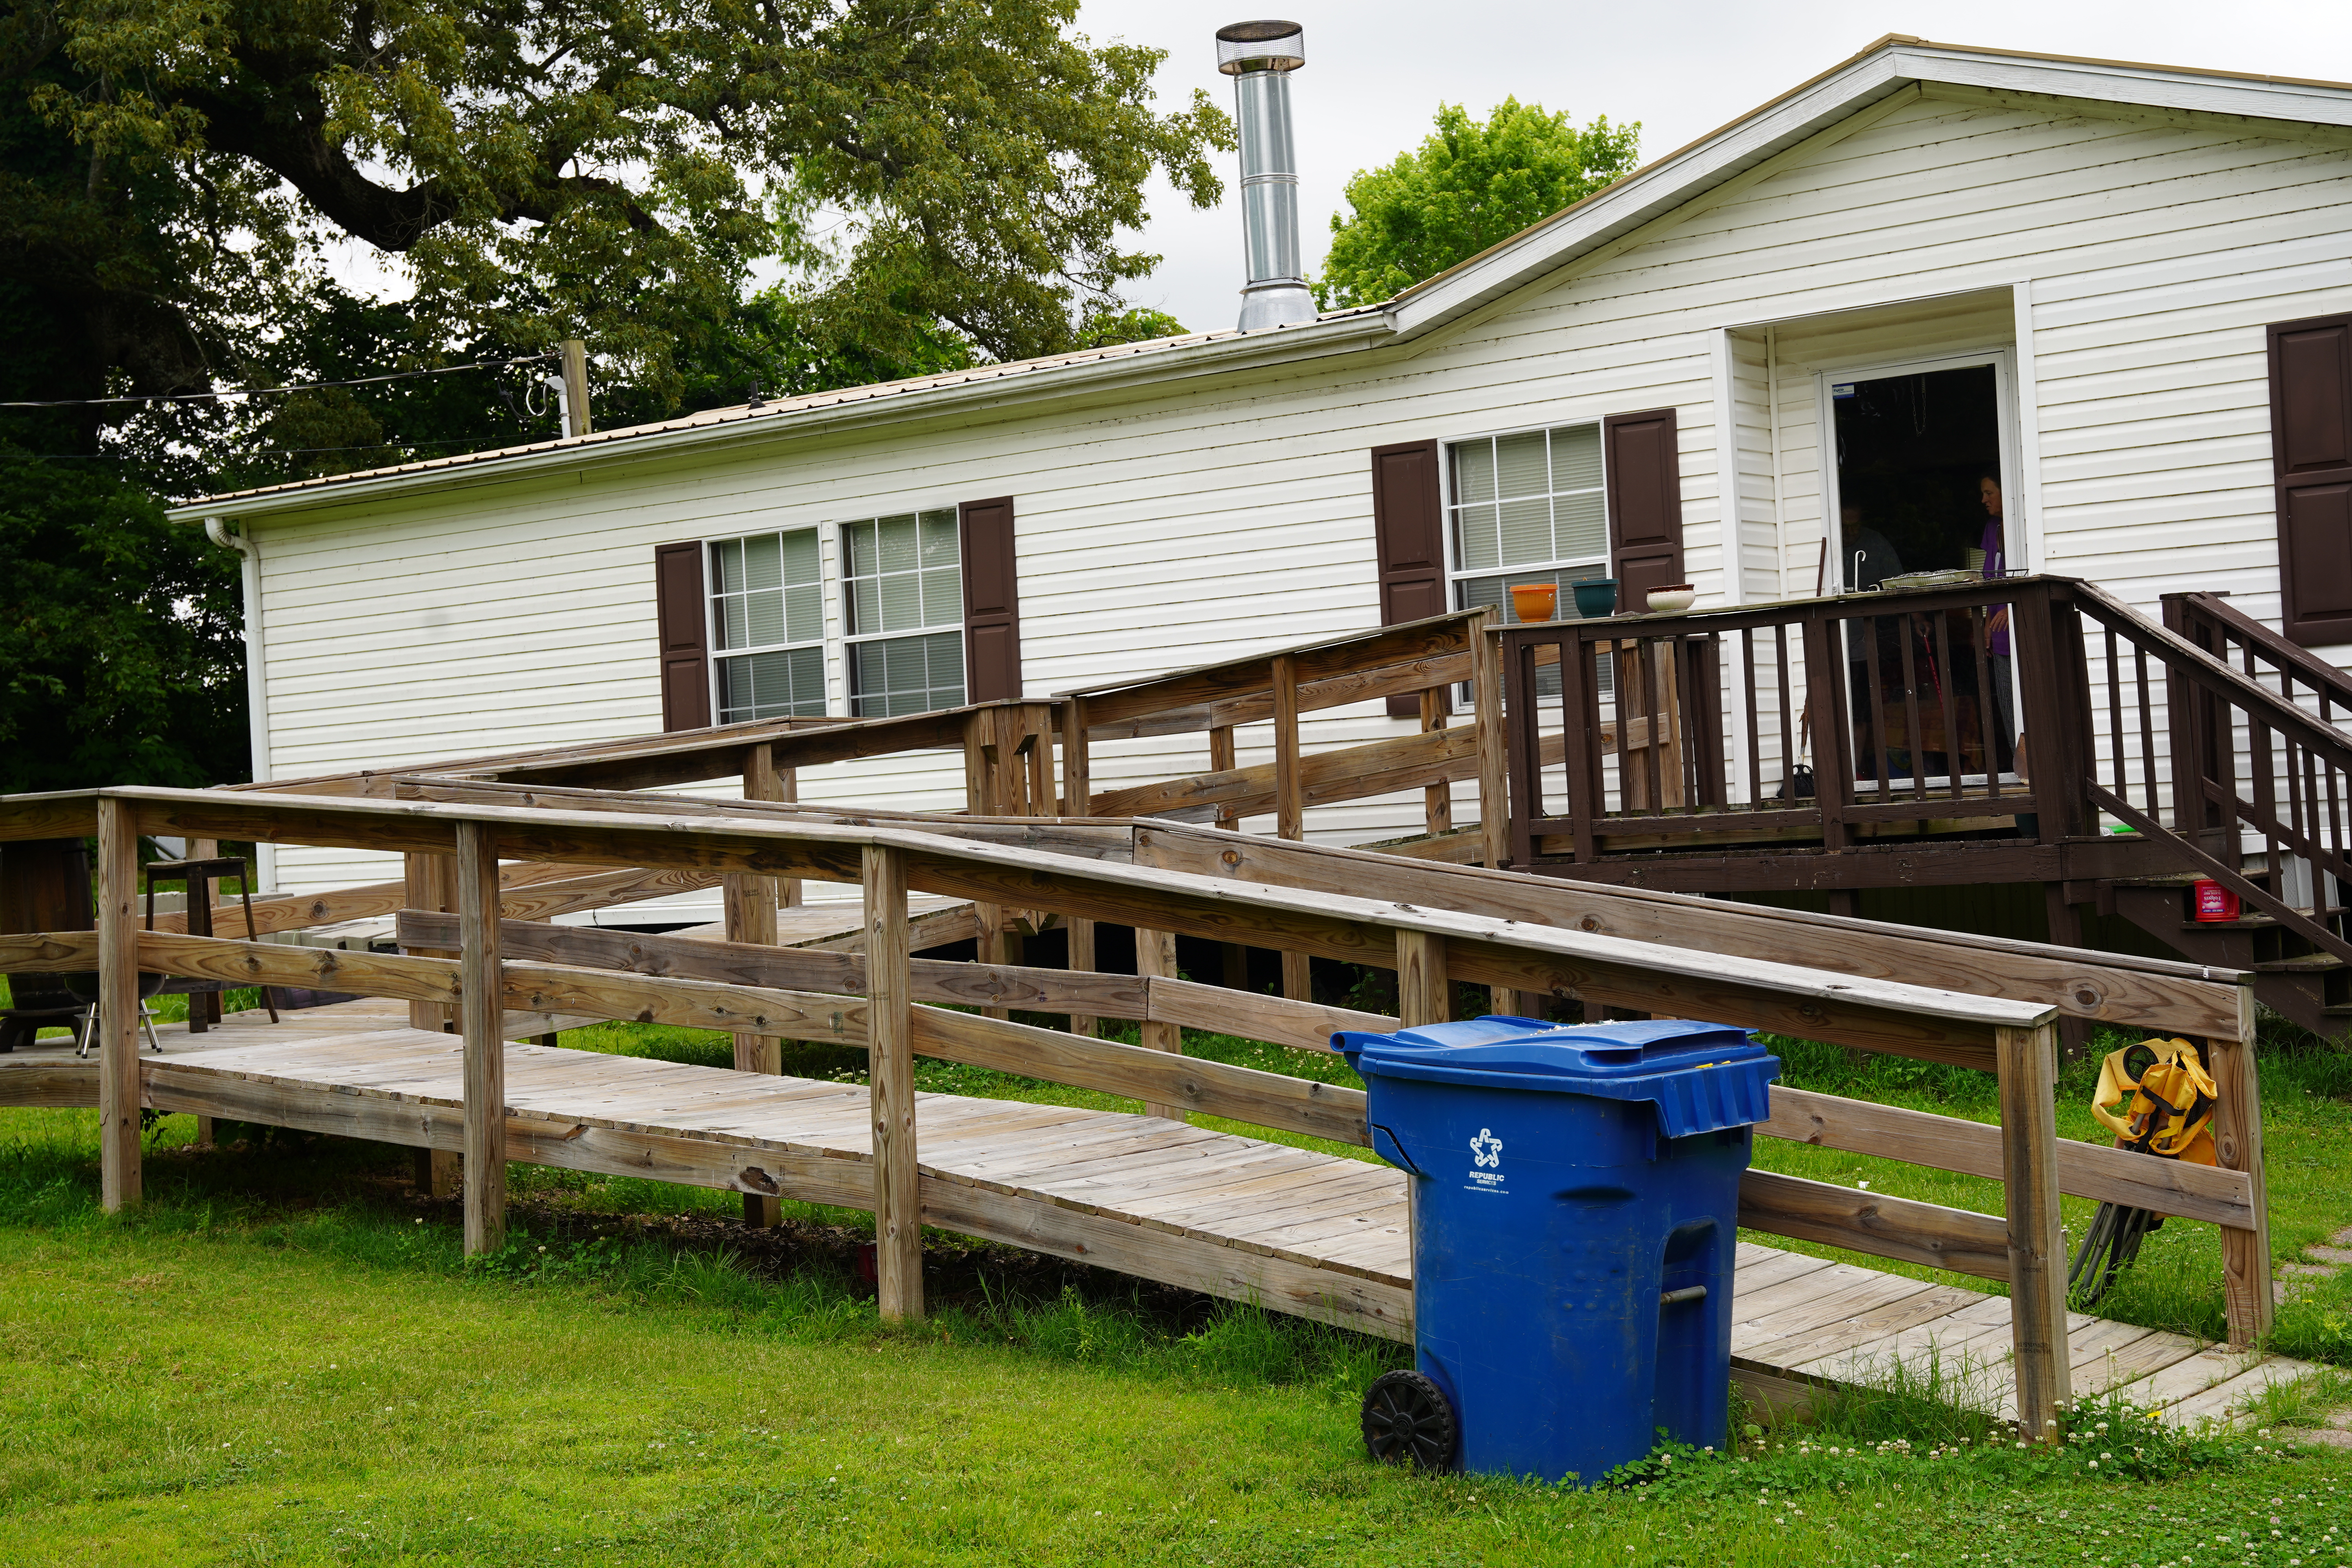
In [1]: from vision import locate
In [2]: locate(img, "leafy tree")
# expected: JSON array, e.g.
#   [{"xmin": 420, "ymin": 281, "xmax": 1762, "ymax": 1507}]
[
  {"xmin": 1315, "ymin": 100, "xmax": 1639, "ymax": 310},
  {"xmin": 1076, "ymin": 306, "xmax": 1189, "ymax": 348},
  {"xmin": 0, "ymin": 0, "xmax": 1227, "ymax": 791},
  {"xmin": 7, "ymin": 0, "xmax": 1232, "ymax": 427},
  {"xmin": 0, "ymin": 447, "xmax": 245, "ymax": 791}
]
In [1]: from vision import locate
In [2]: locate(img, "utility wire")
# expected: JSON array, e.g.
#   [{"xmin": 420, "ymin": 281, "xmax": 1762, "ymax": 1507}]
[{"xmin": 0, "ymin": 351, "xmax": 562, "ymax": 409}]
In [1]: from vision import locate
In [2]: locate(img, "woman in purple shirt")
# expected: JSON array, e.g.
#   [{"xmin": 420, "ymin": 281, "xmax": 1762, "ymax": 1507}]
[{"xmin": 1980, "ymin": 474, "xmax": 2015, "ymax": 760}]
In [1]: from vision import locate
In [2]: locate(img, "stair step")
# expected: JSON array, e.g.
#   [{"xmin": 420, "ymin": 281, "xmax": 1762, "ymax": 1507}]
[
  {"xmin": 2253, "ymin": 955, "xmax": 2350, "ymax": 973},
  {"xmin": 2175, "ymin": 913, "xmax": 2346, "ymax": 932},
  {"xmin": 2114, "ymin": 871, "xmax": 2283, "ymax": 888}
]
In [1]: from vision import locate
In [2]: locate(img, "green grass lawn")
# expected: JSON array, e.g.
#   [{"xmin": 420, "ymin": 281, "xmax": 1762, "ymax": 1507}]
[{"xmin": 3, "ymin": 1003, "xmax": 2350, "ymax": 1564}]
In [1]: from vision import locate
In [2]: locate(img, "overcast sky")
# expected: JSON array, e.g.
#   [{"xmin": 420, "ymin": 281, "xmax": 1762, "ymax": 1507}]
[
  {"xmin": 1096, "ymin": 0, "xmax": 2352, "ymax": 333},
  {"xmin": 321, "ymin": 2, "xmax": 2350, "ymax": 345}
]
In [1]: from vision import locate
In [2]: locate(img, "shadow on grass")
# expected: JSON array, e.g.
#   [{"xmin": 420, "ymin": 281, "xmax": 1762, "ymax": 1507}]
[{"xmin": 0, "ymin": 1109, "xmax": 1406, "ymax": 1403}]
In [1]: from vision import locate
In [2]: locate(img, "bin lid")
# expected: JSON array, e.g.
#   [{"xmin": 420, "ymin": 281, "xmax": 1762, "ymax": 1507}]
[{"xmin": 1331, "ymin": 1016, "xmax": 1779, "ymax": 1138}]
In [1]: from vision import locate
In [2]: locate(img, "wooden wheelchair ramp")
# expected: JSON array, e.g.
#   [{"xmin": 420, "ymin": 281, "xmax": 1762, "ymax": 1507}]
[{"xmin": 20, "ymin": 1004, "xmax": 2309, "ymax": 1431}]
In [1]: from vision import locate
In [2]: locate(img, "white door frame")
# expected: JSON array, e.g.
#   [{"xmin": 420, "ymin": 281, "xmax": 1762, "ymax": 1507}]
[{"xmin": 1813, "ymin": 348, "xmax": 2023, "ymax": 593}]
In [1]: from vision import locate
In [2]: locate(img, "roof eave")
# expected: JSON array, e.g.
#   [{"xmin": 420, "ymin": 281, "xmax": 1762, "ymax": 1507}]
[
  {"xmin": 1385, "ymin": 37, "xmax": 2352, "ymax": 344},
  {"xmin": 169, "ymin": 309, "xmax": 1397, "ymax": 524}
]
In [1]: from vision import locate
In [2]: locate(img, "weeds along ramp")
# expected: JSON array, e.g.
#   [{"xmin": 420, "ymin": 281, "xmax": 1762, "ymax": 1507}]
[{"xmin": 0, "ymin": 1008, "xmax": 2316, "ymax": 1431}]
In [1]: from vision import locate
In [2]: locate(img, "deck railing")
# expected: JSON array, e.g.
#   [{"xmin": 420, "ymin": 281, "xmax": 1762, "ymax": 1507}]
[
  {"xmin": 1500, "ymin": 577, "xmax": 2078, "ymax": 869},
  {"xmin": 0, "ymin": 588, "xmax": 2311, "ymax": 1425},
  {"xmin": 1056, "ymin": 608, "xmax": 1505, "ymax": 1009},
  {"xmin": 0, "ymin": 777, "xmax": 2280, "ymax": 1426},
  {"xmin": 2076, "ymin": 581, "xmax": 2352, "ymax": 965},
  {"xmin": 1496, "ymin": 575, "xmax": 2292, "ymax": 1348},
  {"xmin": 2167, "ymin": 590, "xmax": 2352, "ymax": 729}
]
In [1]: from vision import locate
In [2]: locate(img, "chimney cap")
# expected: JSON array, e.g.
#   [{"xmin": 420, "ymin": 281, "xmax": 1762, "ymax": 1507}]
[{"xmin": 1216, "ymin": 20, "xmax": 1303, "ymax": 74}]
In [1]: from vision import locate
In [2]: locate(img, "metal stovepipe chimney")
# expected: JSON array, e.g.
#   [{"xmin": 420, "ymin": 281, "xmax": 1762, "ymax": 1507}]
[{"xmin": 1217, "ymin": 20, "xmax": 1313, "ymax": 330}]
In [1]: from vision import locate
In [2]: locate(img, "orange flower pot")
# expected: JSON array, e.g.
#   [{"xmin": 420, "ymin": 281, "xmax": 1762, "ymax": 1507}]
[{"xmin": 1508, "ymin": 583, "xmax": 1559, "ymax": 622}]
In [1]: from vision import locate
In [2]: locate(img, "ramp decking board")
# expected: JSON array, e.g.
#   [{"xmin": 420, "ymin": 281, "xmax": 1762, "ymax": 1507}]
[{"xmin": 0, "ymin": 1004, "xmax": 2317, "ymax": 1425}]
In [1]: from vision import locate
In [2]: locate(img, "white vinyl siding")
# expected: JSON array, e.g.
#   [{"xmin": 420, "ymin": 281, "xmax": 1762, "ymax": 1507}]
[{"xmin": 240, "ymin": 81, "xmax": 2352, "ymax": 900}]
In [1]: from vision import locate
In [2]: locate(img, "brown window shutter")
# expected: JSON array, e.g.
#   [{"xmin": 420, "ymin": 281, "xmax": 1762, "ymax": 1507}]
[
  {"xmin": 1370, "ymin": 439, "xmax": 1448, "ymax": 716},
  {"xmin": 654, "ymin": 541, "xmax": 711, "ymax": 730},
  {"xmin": 1603, "ymin": 408, "xmax": 1686, "ymax": 615},
  {"xmin": 959, "ymin": 496, "xmax": 1023, "ymax": 702},
  {"xmin": 2271, "ymin": 315, "xmax": 2352, "ymax": 646}
]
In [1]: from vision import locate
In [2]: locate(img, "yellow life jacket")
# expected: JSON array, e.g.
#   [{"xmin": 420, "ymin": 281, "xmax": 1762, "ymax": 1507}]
[{"xmin": 2089, "ymin": 1037, "xmax": 2218, "ymax": 1167}]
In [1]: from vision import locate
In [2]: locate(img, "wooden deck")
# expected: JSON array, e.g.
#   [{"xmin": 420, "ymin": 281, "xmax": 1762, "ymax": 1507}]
[{"xmin": 0, "ymin": 1002, "xmax": 2314, "ymax": 1428}]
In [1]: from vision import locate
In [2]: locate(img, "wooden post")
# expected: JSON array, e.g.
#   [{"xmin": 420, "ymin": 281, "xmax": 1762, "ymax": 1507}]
[
  {"xmin": 1209, "ymin": 724, "xmax": 1240, "ymax": 831},
  {"xmin": 1800, "ymin": 611, "xmax": 1853, "ymax": 855},
  {"xmin": 1063, "ymin": 697, "xmax": 1096, "ymax": 1038},
  {"xmin": 96, "ymin": 796, "xmax": 142, "ymax": 1212},
  {"xmin": 1419, "ymin": 688, "xmax": 1454, "ymax": 837},
  {"xmin": 1001, "ymin": 710, "xmax": 1035, "ymax": 968},
  {"xmin": 2204, "ymin": 1034, "xmax": 2275, "ymax": 1346},
  {"xmin": 187, "ymin": 836, "xmax": 221, "ymax": 1029},
  {"xmin": 1996, "ymin": 1020, "xmax": 2071, "ymax": 1438},
  {"xmin": 1470, "ymin": 614, "xmax": 1535, "ymax": 1015},
  {"xmin": 864, "ymin": 843, "xmax": 922, "ymax": 1321},
  {"xmin": 729, "ymin": 746, "xmax": 786, "ymax": 1227},
  {"xmin": 403, "ymin": 851, "xmax": 456, "ymax": 1033},
  {"xmin": 1273, "ymin": 653, "xmax": 1303, "ymax": 840},
  {"xmin": 403, "ymin": 849, "xmax": 463, "ymax": 1196},
  {"xmin": 456, "ymin": 822, "xmax": 507, "ymax": 1257},
  {"xmin": 1273, "ymin": 653, "xmax": 1310, "ymax": 1002},
  {"xmin": 1396, "ymin": 931, "xmax": 1449, "ymax": 1029},
  {"xmin": 772, "ymin": 750, "xmax": 804, "ymax": 909},
  {"xmin": 1208, "ymin": 723, "xmax": 1250, "ymax": 987},
  {"xmin": 1023, "ymin": 705, "xmax": 1053, "ymax": 820},
  {"xmin": 1136, "ymin": 926, "xmax": 1185, "ymax": 1121},
  {"xmin": 2008, "ymin": 584, "xmax": 2074, "ymax": 846},
  {"xmin": 964, "ymin": 710, "xmax": 1011, "ymax": 1018},
  {"xmin": 2041, "ymin": 884, "xmax": 2094, "ymax": 1060}
]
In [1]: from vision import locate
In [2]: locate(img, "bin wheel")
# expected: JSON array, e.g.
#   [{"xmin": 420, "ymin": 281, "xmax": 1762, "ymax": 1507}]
[{"xmin": 1362, "ymin": 1369, "xmax": 1458, "ymax": 1472}]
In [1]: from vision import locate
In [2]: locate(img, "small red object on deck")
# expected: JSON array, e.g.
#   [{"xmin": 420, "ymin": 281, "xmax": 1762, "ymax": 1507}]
[{"xmin": 2191, "ymin": 880, "xmax": 2240, "ymax": 922}]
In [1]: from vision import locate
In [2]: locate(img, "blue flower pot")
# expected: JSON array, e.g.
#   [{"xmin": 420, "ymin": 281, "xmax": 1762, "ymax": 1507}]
[{"xmin": 1571, "ymin": 579, "xmax": 1621, "ymax": 619}]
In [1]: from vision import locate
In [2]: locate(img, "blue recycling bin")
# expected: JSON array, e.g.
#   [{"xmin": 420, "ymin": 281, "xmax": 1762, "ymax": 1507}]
[{"xmin": 1334, "ymin": 1016, "xmax": 1779, "ymax": 1485}]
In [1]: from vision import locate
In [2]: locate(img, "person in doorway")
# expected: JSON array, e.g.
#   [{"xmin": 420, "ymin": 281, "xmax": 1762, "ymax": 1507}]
[{"xmin": 1979, "ymin": 473, "xmax": 2016, "ymax": 764}]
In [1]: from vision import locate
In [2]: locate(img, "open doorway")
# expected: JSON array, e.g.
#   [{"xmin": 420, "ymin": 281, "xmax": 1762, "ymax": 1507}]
[
  {"xmin": 1822, "ymin": 356, "xmax": 2019, "ymax": 782},
  {"xmin": 1829, "ymin": 361, "xmax": 2006, "ymax": 585}
]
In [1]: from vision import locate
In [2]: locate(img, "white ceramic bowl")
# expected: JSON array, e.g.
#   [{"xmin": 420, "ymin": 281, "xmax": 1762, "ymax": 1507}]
[{"xmin": 1645, "ymin": 588, "xmax": 1697, "ymax": 613}]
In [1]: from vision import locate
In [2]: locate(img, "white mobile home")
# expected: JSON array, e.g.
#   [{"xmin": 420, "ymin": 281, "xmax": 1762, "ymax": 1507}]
[{"xmin": 178, "ymin": 35, "xmax": 2352, "ymax": 911}]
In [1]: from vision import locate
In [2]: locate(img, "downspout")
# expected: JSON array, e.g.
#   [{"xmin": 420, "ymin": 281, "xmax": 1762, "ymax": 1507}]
[{"xmin": 205, "ymin": 515, "xmax": 276, "ymax": 892}]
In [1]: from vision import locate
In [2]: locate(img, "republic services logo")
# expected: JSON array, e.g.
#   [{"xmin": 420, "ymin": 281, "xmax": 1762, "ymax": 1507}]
[{"xmin": 1469, "ymin": 1128, "xmax": 1503, "ymax": 1169}]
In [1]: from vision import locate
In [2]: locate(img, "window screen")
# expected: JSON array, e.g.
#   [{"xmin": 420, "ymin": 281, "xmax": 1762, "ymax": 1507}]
[
  {"xmin": 1448, "ymin": 424, "xmax": 1609, "ymax": 625},
  {"xmin": 709, "ymin": 529, "xmax": 826, "ymax": 722},
  {"xmin": 843, "ymin": 509, "xmax": 965, "ymax": 716}
]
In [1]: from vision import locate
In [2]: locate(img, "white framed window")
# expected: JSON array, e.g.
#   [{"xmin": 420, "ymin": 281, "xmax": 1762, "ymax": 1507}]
[
  {"xmin": 1446, "ymin": 423, "xmax": 1609, "ymax": 623},
  {"xmin": 843, "ymin": 509, "xmax": 965, "ymax": 717},
  {"xmin": 710, "ymin": 529, "xmax": 827, "ymax": 722}
]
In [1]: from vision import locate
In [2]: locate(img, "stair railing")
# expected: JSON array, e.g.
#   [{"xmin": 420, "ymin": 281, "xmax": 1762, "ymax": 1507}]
[
  {"xmin": 2166, "ymin": 590, "xmax": 2352, "ymax": 730},
  {"xmin": 2069, "ymin": 581, "xmax": 2352, "ymax": 968}
]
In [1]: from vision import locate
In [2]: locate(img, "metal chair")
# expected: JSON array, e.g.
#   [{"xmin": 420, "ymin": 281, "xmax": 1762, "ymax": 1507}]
[
  {"xmin": 68, "ymin": 975, "xmax": 167, "ymax": 1056},
  {"xmin": 145, "ymin": 856, "xmax": 281, "ymax": 1030}
]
